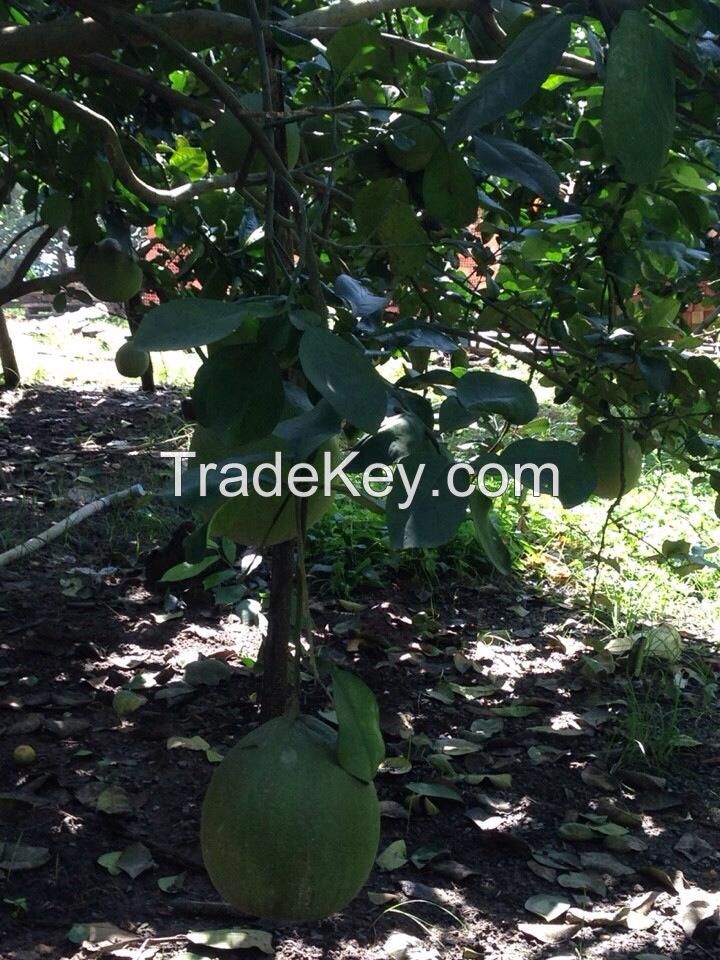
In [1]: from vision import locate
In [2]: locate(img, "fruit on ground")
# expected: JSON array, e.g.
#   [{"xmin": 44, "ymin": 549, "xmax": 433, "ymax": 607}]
[
  {"xmin": 13, "ymin": 744, "xmax": 36, "ymax": 766},
  {"xmin": 581, "ymin": 424, "xmax": 642, "ymax": 499},
  {"xmin": 115, "ymin": 340, "xmax": 150, "ymax": 378},
  {"xmin": 191, "ymin": 424, "xmax": 336, "ymax": 546},
  {"xmin": 201, "ymin": 714, "xmax": 380, "ymax": 920},
  {"xmin": 78, "ymin": 238, "xmax": 143, "ymax": 302}
]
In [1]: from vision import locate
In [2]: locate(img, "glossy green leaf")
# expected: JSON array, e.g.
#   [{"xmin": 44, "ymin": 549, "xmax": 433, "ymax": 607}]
[
  {"xmin": 385, "ymin": 451, "xmax": 469, "ymax": 549},
  {"xmin": 299, "ymin": 327, "xmax": 388, "ymax": 433},
  {"xmin": 191, "ymin": 345, "xmax": 284, "ymax": 443},
  {"xmin": 422, "ymin": 149, "xmax": 477, "ymax": 226},
  {"xmin": 349, "ymin": 412, "xmax": 432, "ymax": 471},
  {"xmin": 456, "ymin": 371, "xmax": 539, "ymax": 424},
  {"xmin": 332, "ymin": 666, "xmax": 385, "ymax": 783},
  {"xmin": 133, "ymin": 297, "xmax": 286, "ymax": 351},
  {"xmin": 334, "ymin": 274, "xmax": 388, "ymax": 318},
  {"xmin": 474, "ymin": 133, "xmax": 560, "ymax": 200},
  {"xmin": 160, "ymin": 556, "xmax": 219, "ymax": 583},
  {"xmin": 602, "ymin": 11, "xmax": 675, "ymax": 184},
  {"xmin": 499, "ymin": 439, "xmax": 596, "ymax": 508},
  {"xmin": 272, "ymin": 400, "xmax": 342, "ymax": 461},
  {"xmin": 469, "ymin": 491, "xmax": 512, "ymax": 575},
  {"xmin": 406, "ymin": 782, "xmax": 463, "ymax": 801},
  {"xmin": 326, "ymin": 22, "xmax": 391, "ymax": 83},
  {"xmin": 447, "ymin": 14, "xmax": 572, "ymax": 143}
]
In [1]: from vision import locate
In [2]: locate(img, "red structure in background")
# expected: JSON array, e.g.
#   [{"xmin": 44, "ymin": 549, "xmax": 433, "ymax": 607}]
[
  {"xmin": 140, "ymin": 225, "xmax": 201, "ymax": 308},
  {"xmin": 138, "ymin": 222, "xmax": 718, "ymax": 336}
]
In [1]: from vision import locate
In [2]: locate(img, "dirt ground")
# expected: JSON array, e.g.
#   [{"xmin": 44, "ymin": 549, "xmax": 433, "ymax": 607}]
[{"xmin": 1, "ymin": 383, "xmax": 719, "ymax": 960}]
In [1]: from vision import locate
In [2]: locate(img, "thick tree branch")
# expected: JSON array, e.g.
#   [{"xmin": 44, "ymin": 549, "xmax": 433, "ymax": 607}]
[
  {"xmin": 0, "ymin": 219, "xmax": 40, "ymax": 262},
  {"xmin": 0, "ymin": 2, "xmax": 475, "ymax": 62},
  {"xmin": 72, "ymin": 53, "xmax": 221, "ymax": 120},
  {"xmin": 288, "ymin": 0, "xmax": 473, "ymax": 29},
  {"xmin": 9, "ymin": 224, "xmax": 55, "ymax": 287},
  {"xmin": 0, "ymin": 268, "xmax": 80, "ymax": 306},
  {"xmin": 0, "ymin": 9, "xmax": 595, "ymax": 90},
  {"xmin": 0, "ymin": 69, "xmax": 236, "ymax": 206}
]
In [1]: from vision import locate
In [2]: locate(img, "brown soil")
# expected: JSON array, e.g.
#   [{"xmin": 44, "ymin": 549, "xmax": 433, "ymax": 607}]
[{"xmin": 1, "ymin": 386, "xmax": 719, "ymax": 960}]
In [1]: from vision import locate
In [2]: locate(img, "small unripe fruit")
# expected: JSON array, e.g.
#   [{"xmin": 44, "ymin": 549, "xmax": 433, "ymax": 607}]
[
  {"xmin": 13, "ymin": 744, "xmax": 36, "ymax": 766},
  {"xmin": 115, "ymin": 341, "xmax": 150, "ymax": 378},
  {"xmin": 580, "ymin": 424, "xmax": 643, "ymax": 500}
]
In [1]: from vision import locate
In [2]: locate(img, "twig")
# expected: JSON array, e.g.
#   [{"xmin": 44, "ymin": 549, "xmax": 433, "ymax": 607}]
[
  {"xmin": 0, "ymin": 483, "xmax": 145, "ymax": 568},
  {"xmin": 169, "ymin": 899, "xmax": 247, "ymax": 918}
]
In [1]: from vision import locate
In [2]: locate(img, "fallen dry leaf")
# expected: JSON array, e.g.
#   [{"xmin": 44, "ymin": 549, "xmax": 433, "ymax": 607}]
[{"xmin": 517, "ymin": 922, "xmax": 582, "ymax": 944}]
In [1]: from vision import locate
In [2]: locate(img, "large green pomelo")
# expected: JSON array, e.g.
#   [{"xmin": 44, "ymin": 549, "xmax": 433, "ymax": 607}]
[
  {"xmin": 214, "ymin": 94, "xmax": 300, "ymax": 173},
  {"xmin": 581, "ymin": 425, "xmax": 643, "ymax": 500},
  {"xmin": 79, "ymin": 239, "xmax": 143, "ymax": 302},
  {"xmin": 191, "ymin": 424, "xmax": 336, "ymax": 546},
  {"xmin": 201, "ymin": 714, "xmax": 380, "ymax": 921},
  {"xmin": 115, "ymin": 340, "xmax": 150, "ymax": 378},
  {"xmin": 385, "ymin": 117, "xmax": 441, "ymax": 173}
]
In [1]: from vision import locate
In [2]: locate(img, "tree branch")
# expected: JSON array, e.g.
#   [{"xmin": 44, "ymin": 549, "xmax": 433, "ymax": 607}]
[
  {"xmin": 68, "ymin": 0, "xmax": 326, "ymax": 317},
  {"xmin": 0, "ymin": 3, "xmax": 595, "ymax": 89},
  {"xmin": 0, "ymin": 268, "xmax": 80, "ymax": 306},
  {"xmin": 0, "ymin": 219, "xmax": 41, "ymax": 262},
  {"xmin": 72, "ymin": 53, "xmax": 221, "ymax": 120},
  {"xmin": 0, "ymin": 69, "xmax": 236, "ymax": 206},
  {"xmin": 378, "ymin": 32, "xmax": 593, "ymax": 76},
  {"xmin": 0, "ymin": 1, "xmax": 475, "ymax": 62},
  {"xmin": 288, "ymin": 0, "xmax": 473, "ymax": 29},
  {"xmin": 9, "ymin": 224, "xmax": 55, "ymax": 287},
  {"xmin": 63, "ymin": 1, "xmax": 297, "ymax": 200}
]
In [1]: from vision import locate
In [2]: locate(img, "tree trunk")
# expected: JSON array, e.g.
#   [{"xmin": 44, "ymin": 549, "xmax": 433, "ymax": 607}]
[
  {"xmin": 260, "ymin": 539, "xmax": 295, "ymax": 721},
  {"xmin": 126, "ymin": 294, "xmax": 155, "ymax": 392},
  {"xmin": 258, "ymin": 36, "xmax": 299, "ymax": 722},
  {"xmin": 0, "ymin": 307, "xmax": 20, "ymax": 388}
]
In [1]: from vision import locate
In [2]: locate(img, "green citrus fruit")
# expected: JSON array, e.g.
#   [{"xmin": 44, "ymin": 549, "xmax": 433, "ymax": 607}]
[
  {"xmin": 191, "ymin": 423, "xmax": 336, "ymax": 546},
  {"xmin": 582, "ymin": 425, "xmax": 643, "ymax": 500},
  {"xmin": 450, "ymin": 348, "xmax": 469, "ymax": 369},
  {"xmin": 201, "ymin": 714, "xmax": 380, "ymax": 920},
  {"xmin": 353, "ymin": 144, "xmax": 396, "ymax": 179},
  {"xmin": 385, "ymin": 117, "xmax": 441, "ymax": 172},
  {"xmin": 13, "ymin": 744, "xmax": 36, "ymax": 766},
  {"xmin": 214, "ymin": 94, "xmax": 300, "ymax": 173},
  {"xmin": 79, "ymin": 238, "xmax": 143, "ymax": 302},
  {"xmin": 115, "ymin": 340, "xmax": 150, "ymax": 378}
]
